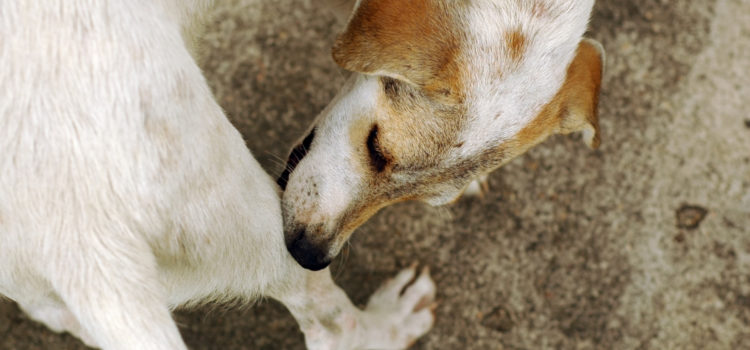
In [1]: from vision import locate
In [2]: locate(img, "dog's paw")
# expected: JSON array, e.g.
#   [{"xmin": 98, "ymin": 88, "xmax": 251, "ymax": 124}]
[
  {"xmin": 357, "ymin": 264, "xmax": 437, "ymax": 349},
  {"xmin": 461, "ymin": 173, "xmax": 490, "ymax": 199}
]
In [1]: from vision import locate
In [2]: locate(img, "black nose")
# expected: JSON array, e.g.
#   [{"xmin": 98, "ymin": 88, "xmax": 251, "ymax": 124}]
[
  {"xmin": 277, "ymin": 128, "xmax": 315, "ymax": 190},
  {"xmin": 286, "ymin": 228, "xmax": 331, "ymax": 271}
]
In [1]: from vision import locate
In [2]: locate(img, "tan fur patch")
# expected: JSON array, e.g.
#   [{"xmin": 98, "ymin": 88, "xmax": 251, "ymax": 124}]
[
  {"xmin": 378, "ymin": 87, "xmax": 463, "ymax": 168},
  {"xmin": 510, "ymin": 39, "xmax": 603, "ymax": 156},
  {"xmin": 335, "ymin": 80, "xmax": 467, "ymax": 238},
  {"xmin": 332, "ymin": 0, "xmax": 466, "ymax": 103},
  {"xmin": 505, "ymin": 29, "xmax": 527, "ymax": 63}
]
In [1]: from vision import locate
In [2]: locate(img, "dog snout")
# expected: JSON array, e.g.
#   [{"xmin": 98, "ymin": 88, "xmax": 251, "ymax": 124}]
[
  {"xmin": 285, "ymin": 227, "xmax": 331, "ymax": 271},
  {"xmin": 277, "ymin": 128, "xmax": 316, "ymax": 190}
]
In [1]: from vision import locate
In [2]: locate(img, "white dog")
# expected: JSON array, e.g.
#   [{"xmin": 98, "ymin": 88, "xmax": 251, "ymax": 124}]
[
  {"xmin": 0, "ymin": 1, "xmax": 435, "ymax": 349},
  {"xmin": 279, "ymin": 0, "xmax": 604, "ymax": 270}
]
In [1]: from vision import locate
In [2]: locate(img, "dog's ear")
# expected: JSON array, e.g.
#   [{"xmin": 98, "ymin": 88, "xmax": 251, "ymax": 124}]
[
  {"xmin": 554, "ymin": 38, "xmax": 605, "ymax": 149},
  {"xmin": 515, "ymin": 38, "xmax": 603, "ymax": 153},
  {"xmin": 331, "ymin": 0, "xmax": 463, "ymax": 103}
]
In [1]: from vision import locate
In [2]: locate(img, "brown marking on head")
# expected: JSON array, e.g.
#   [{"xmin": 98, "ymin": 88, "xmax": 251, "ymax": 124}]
[
  {"xmin": 505, "ymin": 29, "xmax": 527, "ymax": 63},
  {"xmin": 508, "ymin": 39, "xmax": 603, "ymax": 156},
  {"xmin": 376, "ymin": 78, "xmax": 465, "ymax": 170},
  {"xmin": 332, "ymin": 0, "xmax": 466, "ymax": 103},
  {"xmin": 343, "ymin": 77, "xmax": 467, "ymax": 180}
]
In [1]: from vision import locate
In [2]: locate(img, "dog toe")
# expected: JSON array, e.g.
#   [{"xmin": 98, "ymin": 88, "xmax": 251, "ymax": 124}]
[{"xmin": 461, "ymin": 174, "xmax": 490, "ymax": 199}]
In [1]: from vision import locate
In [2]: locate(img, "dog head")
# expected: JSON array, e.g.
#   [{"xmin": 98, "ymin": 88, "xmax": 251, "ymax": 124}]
[{"xmin": 278, "ymin": 0, "xmax": 603, "ymax": 270}]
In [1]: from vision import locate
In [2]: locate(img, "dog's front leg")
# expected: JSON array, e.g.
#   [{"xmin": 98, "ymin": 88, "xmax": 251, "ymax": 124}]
[{"xmin": 274, "ymin": 265, "xmax": 436, "ymax": 350}]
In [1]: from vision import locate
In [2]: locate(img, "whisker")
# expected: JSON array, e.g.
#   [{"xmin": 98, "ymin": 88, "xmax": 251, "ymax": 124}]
[
  {"xmin": 264, "ymin": 151, "xmax": 289, "ymax": 165},
  {"xmin": 334, "ymin": 241, "xmax": 351, "ymax": 280},
  {"xmin": 265, "ymin": 151, "xmax": 289, "ymax": 164},
  {"xmin": 265, "ymin": 159, "xmax": 287, "ymax": 171},
  {"xmin": 263, "ymin": 151, "xmax": 292, "ymax": 173}
]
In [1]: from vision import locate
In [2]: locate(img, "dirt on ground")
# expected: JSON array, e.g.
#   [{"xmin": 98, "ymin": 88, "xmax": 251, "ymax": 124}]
[{"xmin": 2, "ymin": 0, "xmax": 749, "ymax": 349}]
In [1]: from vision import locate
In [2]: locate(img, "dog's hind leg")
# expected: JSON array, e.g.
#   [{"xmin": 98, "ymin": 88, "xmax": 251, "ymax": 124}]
[
  {"xmin": 44, "ymin": 228, "xmax": 187, "ymax": 350},
  {"xmin": 18, "ymin": 296, "xmax": 97, "ymax": 347}
]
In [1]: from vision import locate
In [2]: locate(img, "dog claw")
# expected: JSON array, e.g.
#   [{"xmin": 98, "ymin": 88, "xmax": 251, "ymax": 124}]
[{"xmin": 461, "ymin": 173, "xmax": 490, "ymax": 199}]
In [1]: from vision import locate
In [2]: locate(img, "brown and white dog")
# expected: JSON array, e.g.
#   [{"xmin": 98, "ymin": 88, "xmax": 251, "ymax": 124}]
[
  {"xmin": 280, "ymin": 0, "xmax": 604, "ymax": 270},
  {"xmin": 0, "ymin": 1, "xmax": 435, "ymax": 349}
]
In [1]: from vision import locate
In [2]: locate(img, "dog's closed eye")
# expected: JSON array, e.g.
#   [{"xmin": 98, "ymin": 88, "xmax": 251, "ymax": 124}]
[{"xmin": 366, "ymin": 124, "xmax": 389, "ymax": 172}]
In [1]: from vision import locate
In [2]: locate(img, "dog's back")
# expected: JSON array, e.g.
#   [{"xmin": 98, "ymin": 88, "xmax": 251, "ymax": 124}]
[{"xmin": 0, "ymin": 1, "xmax": 290, "ymax": 347}]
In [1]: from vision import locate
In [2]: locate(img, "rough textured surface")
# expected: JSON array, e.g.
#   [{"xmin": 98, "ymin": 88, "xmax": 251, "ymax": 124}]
[{"xmin": 2, "ymin": 0, "xmax": 749, "ymax": 349}]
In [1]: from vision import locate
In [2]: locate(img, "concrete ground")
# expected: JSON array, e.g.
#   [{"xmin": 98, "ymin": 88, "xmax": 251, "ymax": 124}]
[{"xmin": 2, "ymin": 0, "xmax": 749, "ymax": 349}]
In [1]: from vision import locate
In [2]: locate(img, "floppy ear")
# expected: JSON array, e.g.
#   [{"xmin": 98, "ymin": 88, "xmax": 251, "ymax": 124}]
[
  {"xmin": 554, "ymin": 38, "xmax": 604, "ymax": 149},
  {"xmin": 330, "ymin": 0, "xmax": 463, "ymax": 102}
]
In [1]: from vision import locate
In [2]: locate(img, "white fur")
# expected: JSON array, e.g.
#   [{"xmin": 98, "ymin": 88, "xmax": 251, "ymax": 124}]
[{"xmin": 0, "ymin": 0, "xmax": 434, "ymax": 349}]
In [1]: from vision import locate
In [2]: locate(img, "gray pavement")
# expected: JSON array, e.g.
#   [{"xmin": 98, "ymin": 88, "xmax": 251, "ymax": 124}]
[{"xmin": 2, "ymin": 0, "xmax": 749, "ymax": 349}]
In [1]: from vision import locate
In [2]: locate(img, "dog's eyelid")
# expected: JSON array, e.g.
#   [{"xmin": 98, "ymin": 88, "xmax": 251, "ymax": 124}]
[{"xmin": 380, "ymin": 76, "xmax": 400, "ymax": 96}]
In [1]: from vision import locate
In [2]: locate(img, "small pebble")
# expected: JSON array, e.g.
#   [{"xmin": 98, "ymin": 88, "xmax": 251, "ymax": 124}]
[
  {"xmin": 676, "ymin": 204, "xmax": 708, "ymax": 230},
  {"xmin": 481, "ymin": 305, "xmax": 515, "ymax": 333}
]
